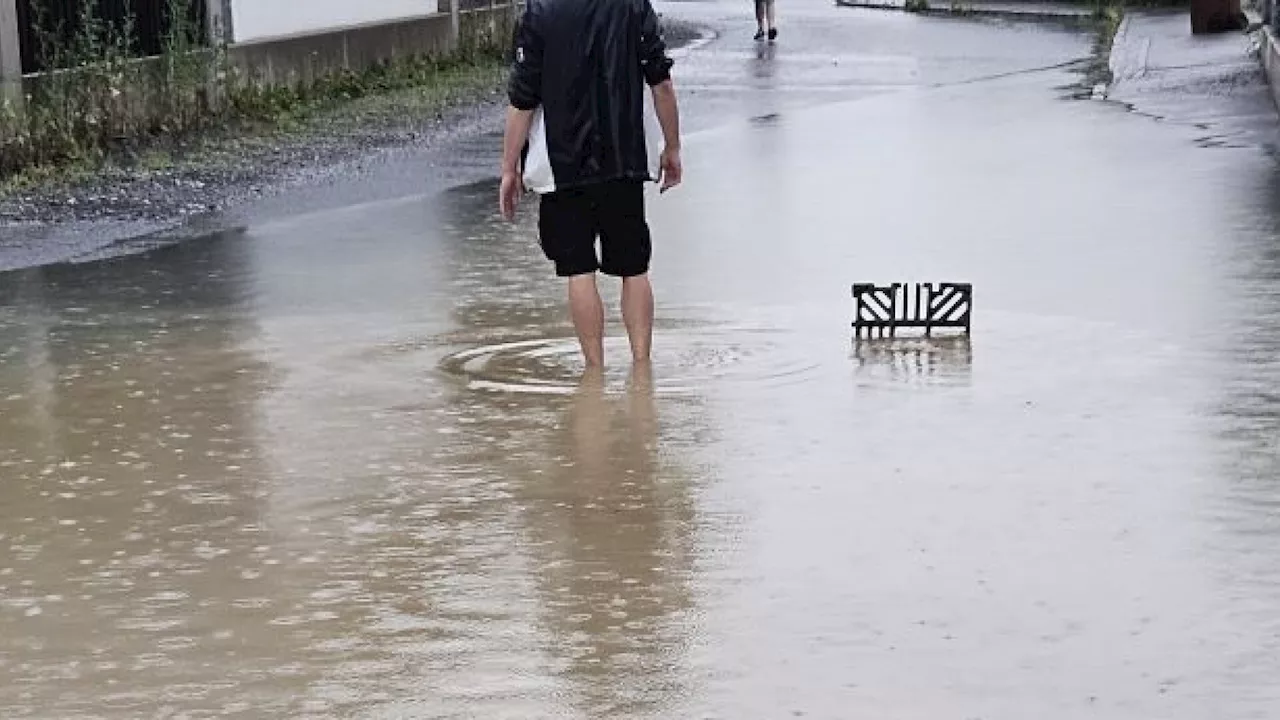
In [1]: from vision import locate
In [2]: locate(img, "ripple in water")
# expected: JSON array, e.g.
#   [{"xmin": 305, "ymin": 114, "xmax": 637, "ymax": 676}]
[{"xmin": 440, "ymin": 328, "xmax": 821, "ymax": 395}]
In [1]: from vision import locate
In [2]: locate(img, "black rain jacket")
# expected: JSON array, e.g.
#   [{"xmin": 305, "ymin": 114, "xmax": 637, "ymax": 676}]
[{"xmin": 509, "ymin": 0, "xmax": 674, "ymax": 191}]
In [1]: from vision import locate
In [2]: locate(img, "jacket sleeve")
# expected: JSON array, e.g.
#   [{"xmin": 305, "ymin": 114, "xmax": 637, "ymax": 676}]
[
  {"xmin": 508, "ymin": 5, "xmax": 544, "ymax": 110},
  {"xmin": 638, "ymin": 0, "xmax": 674, "ymax": 86}
]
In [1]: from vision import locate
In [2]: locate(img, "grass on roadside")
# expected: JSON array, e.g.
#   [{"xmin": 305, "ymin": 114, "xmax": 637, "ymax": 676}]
[
  {"xmin": 0, "ymin": 0, "xmax": 514, "ymax": 193},
  {"xmin": 228, "ymin": 51, "xmax": 508, "ymax": 131},
  {"xmin": 0, "ymin": 50, "xmax": 509, "ymax": 194}
]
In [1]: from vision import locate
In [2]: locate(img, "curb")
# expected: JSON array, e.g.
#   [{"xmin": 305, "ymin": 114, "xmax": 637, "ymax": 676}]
[
  {"xmin": 1258, "ymin": 24, "xmax": 1280, "ymax": 113},
  {"xmin": 671, "ymin": 27, "xmax": 717, "ymax": 58},
  {"xmin": 1109, "ymin": 11, "xmax": 1131, "ymax": 68},
  {"xmin": 1096, "ymin": 12, "xmax": 1133, "ymax": 99},
  {"xmin": 1107, "ymin": 12, "xmax": 1150, "ymax": 88}
]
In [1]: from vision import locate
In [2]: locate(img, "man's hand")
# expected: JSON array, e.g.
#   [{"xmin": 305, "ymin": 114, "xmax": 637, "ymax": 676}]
[
  {"xmin": 500, "ymin": 171, "xmax": 525, "ymax": 221},
  {"xmin": 659, "ymin": 147, "xmax": 682, "ymax": 194},
  {"xmin": 650, "ymin": 78, "xmax": 682, "ymax": 194},
  {"xmin": 499, "ymin": 106, "xmax": 535, "ymax": 220}
]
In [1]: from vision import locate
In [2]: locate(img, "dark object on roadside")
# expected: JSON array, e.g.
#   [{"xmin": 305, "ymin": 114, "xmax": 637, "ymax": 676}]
[
  {"xmin": 852, "ymin": 282, "xmax": 973, "ymax": 338},
  {"xmin": 1191, "ymin": 0, "xmax": 1246, "ymax": 34}
]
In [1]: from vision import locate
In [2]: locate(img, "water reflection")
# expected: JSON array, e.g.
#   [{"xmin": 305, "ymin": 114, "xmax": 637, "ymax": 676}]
[
  {"xmin": 751, "ymin": 42, "xmax": 778, "ymax": 79},
  {"xmin": 521, "ymin": 365, "xmax": 698, "ymax": 718},
  {"xmin": 1212, "ymin": 160, "xmax": 1280, "ymax": 550},
  {"xmin": 1180, "ymin": 156, "xmax": 1280, "ymax": 708},
  {"xmin": 1, "ymin": 186, "xmax": 711, "ymax": 717},
  {"xmin": 0, "ymin": 236, "xmax": 296, "ymax": 716},
  {"xmin": 852, "ymin": 335, "xmax": 973, "ymax": 386}
]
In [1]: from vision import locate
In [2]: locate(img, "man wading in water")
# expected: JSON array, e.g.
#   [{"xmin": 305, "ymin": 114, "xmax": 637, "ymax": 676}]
[{"xmin": 499, "ymin": 0, "xmax": 683, "ymax": 368}]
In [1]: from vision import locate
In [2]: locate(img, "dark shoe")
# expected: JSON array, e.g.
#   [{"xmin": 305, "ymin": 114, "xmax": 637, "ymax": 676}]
[
  {"xmin": 768, "ymin": 28, "xmax": 778, "ymax": 41},
  {"xmin": 754, "ymin": 28, "xmax": 765, "ymax": 41}
]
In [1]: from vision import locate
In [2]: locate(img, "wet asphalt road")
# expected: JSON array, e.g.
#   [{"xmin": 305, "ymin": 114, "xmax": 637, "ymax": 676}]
[{"xmin": 4, "ymin": 1, "xmax": 1280, "ymax": 718}]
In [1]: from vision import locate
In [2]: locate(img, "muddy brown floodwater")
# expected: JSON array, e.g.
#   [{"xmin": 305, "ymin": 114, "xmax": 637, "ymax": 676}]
[{"xmin": 4, "ymin": 1, "xmax": 1280, "ymax": 718}]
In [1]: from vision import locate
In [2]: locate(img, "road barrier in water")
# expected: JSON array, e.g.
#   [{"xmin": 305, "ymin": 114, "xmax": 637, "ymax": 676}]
[{"xmin": 852, "ymin": 282, "xmax": 973, "ymax": 338}]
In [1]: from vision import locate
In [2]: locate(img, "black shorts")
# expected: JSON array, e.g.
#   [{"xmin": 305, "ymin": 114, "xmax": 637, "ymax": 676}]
[{"xmin": 538, "ymin": 180, "xmax": 652, "ymax": 278}]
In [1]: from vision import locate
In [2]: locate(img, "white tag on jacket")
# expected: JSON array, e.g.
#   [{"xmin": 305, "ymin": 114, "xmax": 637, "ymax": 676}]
[
  {"xmin": 523, "ymin": 108, "xmax": 556, "ymax": 194},
  {"xmin": 522, "ymin": 93, "xmax": 664, "ymax": 195}
]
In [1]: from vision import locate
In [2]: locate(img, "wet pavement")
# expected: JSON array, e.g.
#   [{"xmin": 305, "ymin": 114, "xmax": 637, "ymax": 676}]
[
  {"xmin": 4, "ymin": 0, "xmax": 1280, "ymax": 717},
  {"xmin": 1109, "ymin": 11, "xmax": 1279, "ymax": 149},
  {"xmin": 833, "ymin": 0, "xmax": 1095, "ymax": 19}
]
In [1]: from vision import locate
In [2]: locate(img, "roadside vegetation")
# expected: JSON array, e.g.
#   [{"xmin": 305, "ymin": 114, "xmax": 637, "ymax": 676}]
[{"xmin": 0, "ymin": 0, "xmax": 511, "ymax": 190}]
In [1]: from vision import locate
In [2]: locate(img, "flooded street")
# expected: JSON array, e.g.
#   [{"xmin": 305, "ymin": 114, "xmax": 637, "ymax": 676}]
[{"xmin": 4, "ymin": 1, "xmax": 1280, "ymax": 717}]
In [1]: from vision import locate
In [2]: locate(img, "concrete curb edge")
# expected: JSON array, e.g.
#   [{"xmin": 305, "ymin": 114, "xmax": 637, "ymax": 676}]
[
  {"xmin": 1107, "ymin": 11, "xmax": 1131, "ymax": 82},
  {"xmin": 670, "ymin": 26, "xmax": 718, "ymax": 59},
  {"xmin": 1106, "ymin": 12, "xmax": 1152, "ymax": 88},
  {"xmin": 1258, "ymin": 24, "xmax": 1280, "ymax": 114},
  {"xmin": 1254, "ymin": 23, "xmax": 1280, "ymax": 115}
]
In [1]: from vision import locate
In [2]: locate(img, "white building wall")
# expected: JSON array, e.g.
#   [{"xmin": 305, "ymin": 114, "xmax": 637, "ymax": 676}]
[{"xmin": 231, "ymin": 0, "xmax": 441, "ymax": 43}]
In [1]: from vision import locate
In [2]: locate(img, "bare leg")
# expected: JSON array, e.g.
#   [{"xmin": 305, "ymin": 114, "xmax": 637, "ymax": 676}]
[
  {"xmin": 567, "ymin": 274, "xmax": 606, "ymax": 367},
  {"xmin": 767, "ymin": 0, "xmax": 777, "ymax": 32},
  {"xmin": 621, "ymin": 274, "xmax": 655, "ymax": 363}
]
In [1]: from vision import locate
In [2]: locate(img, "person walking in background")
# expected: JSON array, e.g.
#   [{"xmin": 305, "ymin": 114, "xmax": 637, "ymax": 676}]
[
  {"xmin": 499, "ymin": 0, "xmax": 683, "ymax": 369},
  {"xmin": 754, "ymin": 0, "xmax": 777, "ymax": 42}
]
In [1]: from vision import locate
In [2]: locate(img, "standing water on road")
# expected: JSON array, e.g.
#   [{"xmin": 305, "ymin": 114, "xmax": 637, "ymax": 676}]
[{"xmin": 4, "ymin": 1, "xmax": 1280, "ymax": 717}]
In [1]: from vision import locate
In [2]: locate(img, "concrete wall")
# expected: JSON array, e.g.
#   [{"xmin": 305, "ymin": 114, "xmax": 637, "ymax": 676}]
[
  {"xmin": 229, "ymin": 13, "xmax": 451, "ymax": 87},
  {"xmin": 1, "ymin": 0, "xmax": 514, "ymax": 160},
  {"xmin": 230, "ymin": 0, "xmax": 442, "ymax": 44},
  {"xmin": 228, "ymin": 5, "xmax": 515, "ymax": 89}
]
